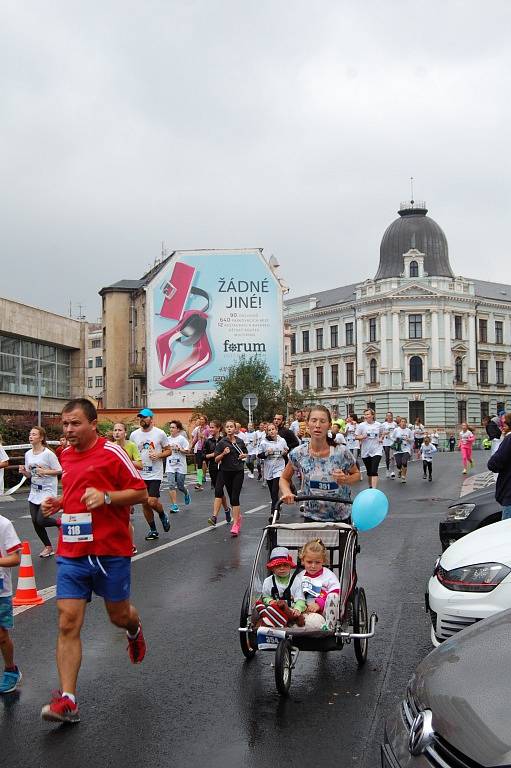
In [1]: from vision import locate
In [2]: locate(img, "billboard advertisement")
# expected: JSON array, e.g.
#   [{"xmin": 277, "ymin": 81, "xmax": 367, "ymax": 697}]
[{"xmin": 146, "ymin": 249, "xmax": 283, "ymax": 407}]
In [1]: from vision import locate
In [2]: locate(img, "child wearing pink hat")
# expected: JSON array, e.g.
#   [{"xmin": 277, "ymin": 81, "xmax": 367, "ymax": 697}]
[{"xmin": 255, "ymin": 547, "xmax": 306, "ymax": 628}]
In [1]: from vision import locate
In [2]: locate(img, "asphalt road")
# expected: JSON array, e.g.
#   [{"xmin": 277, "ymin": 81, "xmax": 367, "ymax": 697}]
[{"xmin": 0, "ymin": 451, "xmax": 472, "ymax": 768}]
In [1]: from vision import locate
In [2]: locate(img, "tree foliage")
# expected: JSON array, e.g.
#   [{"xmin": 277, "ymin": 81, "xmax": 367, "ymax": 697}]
[{"xmin": 195, "ymin": 357, "xmax": 307, "ymax": 425}]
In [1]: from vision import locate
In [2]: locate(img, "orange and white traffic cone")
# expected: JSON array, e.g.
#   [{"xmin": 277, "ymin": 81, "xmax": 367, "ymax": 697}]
[{"xmin": 12, "ymin": 541, "xmax": 44, "ymax": 606}]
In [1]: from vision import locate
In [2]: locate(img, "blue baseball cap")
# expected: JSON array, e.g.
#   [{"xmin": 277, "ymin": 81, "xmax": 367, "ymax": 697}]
[{"xmin": 137, "ymin": 408, "xmax": 154, "ymax": 418}]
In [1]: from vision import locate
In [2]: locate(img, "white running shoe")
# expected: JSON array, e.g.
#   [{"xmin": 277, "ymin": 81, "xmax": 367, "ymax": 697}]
[
  {"xmin": 247, "ymin": 472, "xmax": 254, "ymax": 479},
  {"xmin": 390, "ymin": 472, "xmax": 395, "ymax": 478}
]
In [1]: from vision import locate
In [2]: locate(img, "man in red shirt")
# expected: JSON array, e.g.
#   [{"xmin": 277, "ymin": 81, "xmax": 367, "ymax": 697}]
[{"xmin": 40, "ymin": 398, "xmax": 148, "ymax": 724}]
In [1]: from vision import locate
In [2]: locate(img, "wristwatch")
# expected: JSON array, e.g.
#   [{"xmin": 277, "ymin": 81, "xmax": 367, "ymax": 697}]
[{"xmin": 104, "ymin": 492, "xmax": 112, "ymax": 505}]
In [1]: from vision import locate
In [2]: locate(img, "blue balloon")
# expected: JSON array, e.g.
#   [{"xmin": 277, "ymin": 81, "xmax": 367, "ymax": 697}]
[{"xmin": 352, "ymin": 488, "xmax": 389, "ymax": 531}]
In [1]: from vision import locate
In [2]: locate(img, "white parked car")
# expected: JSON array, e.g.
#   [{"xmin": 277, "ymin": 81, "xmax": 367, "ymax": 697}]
[{"xmin": 427, "ymin": 519, "xmax": 511, "ymax": 646}]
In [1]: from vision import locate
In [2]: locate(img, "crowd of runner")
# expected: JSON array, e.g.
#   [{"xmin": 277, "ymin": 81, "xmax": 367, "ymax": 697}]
[{"xmin": 0, "ymin": 399, "xmax": 504, "ymax": 722}]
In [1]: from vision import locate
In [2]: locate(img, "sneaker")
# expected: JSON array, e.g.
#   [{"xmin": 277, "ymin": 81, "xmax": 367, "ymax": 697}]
[
  {"xmin": 132, "ymin": 545, "xmax": 138, "ymax": 556},
  {"xmin": 41, "ymin": 692, "xmax": 80, "ymax": 723},
  {"xmin": 428, "ymin": 476, "xmax": 432, "ymax": 482},
  {"xmin": 169, "ymin": 504, "xmax": 179, "ymax": 513},
  {"xmin": 0, "ymin": 667, "xmax": 22, "ymax": 694},
  {"xmin": 39, "ymin": 546, "xmax": 54, "ymax": 558},
  {"xmin": 247, "ymin": 472, "xmax": 254, "ymax": 479},
  {"xmin": 401, "ymin": 477, "xmax": 406, "ymax": 483},
  {"xmin": 230, "ymin": 520, "xmax": 240, "ymax": 537},
  {"xmin": 160, "ymin": 513, "xmax": 171, "ymax": 532},
  {"xmin": 194, "ymin": 484, "xmax": 203, "ymax": 491},
  {"xmin": 145, "ymin": 529, "xmax": 159, "ymax": 541},
  {"xmin": 423, "ymin": 475, "xmax": 427, "ymax": 480},
  {"xmin": 390, "ymin": 472, "xmax": 395, "ymax": 478},
  {"xmin": 224, "ymin": 507, "xmax": 232, "ymax": 524},
  {"xmin": 462, "ymin": 469, "xmax": 467, "ymax": 474},
  {"xmin": 127, "ymin": 623, "xmax": 146, "ymax": 664},
  {"xmin": 207, "ymin": 515, "xmax": 217, "ymax": 526},
  {"xmin": 184, "ymin": 490, "xmax": 191, "ymax": 506}
]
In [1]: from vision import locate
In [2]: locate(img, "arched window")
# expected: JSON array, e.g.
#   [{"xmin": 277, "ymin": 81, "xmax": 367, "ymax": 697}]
[
  {"xmin": 409, "ymin": 260, "xmax": 419, "ymax": 278},
  {"xmin": 410, "ymin": 356, "xmax": 423, "ymax": 382},
  {"xmin": 455, "ymin": 357, "xmax": 463, "ymax": 383},
  {"xmin": 369, "ymin": 358, "xmax": 378, "ymax": 384}
]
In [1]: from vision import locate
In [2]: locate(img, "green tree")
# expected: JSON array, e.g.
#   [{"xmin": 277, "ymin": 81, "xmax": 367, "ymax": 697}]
[{"xmin": 195, "ymin": 357, "xmax": 307, "ymax": 425}]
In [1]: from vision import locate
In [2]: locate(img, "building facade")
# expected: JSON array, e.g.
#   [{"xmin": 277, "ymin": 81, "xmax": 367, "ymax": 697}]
[
  {"xmin": 0, "ymin": 296, "xmax": 86, "ymax": 416},
  {"xmin": 85, "ymin": 322, "xmax": 104, "ymax": 404},
  {"xmin": 284, "ymin": 202, "xmax": 511, "ymax": 428}
]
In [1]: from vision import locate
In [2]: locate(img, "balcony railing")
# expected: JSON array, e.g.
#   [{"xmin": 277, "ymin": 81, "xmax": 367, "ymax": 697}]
[{"xmin": 128, "ymin": 357, "xmax": 147, "ymax": 379}]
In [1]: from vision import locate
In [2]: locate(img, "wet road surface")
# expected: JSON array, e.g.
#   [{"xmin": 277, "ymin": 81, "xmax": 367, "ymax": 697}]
[{"xmin": 0, "ymin": 452, "xmax": 470, "ymax": 767}]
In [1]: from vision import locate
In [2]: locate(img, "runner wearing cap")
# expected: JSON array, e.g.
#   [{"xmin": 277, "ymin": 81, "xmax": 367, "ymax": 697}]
[
  {"xmin": 40, "ymin": 398, "xmax": 148, "ymax": 724},
  {"xmin": 130, "ymin": 408, "xmax": 172, "ymax": 540}
]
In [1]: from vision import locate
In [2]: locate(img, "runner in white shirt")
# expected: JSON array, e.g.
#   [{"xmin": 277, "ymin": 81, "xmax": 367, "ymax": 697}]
[
  {"xmin": 130, "ymin": 408, "xmax": 171, "ymax": 541},
  {"xmin": 391, "ymin": 418, "xmax": 414, "ymax": 483},
  {"xmin": 241, "ymin": 424, "xmax": 257, "ymax": 478},
  {"xmin": 254, "ymin": 421, "xmax": 267, "ymax": 482},
  {"xmin": 381, "ymin": 412, "xmax": 397, "ymax": 479},
  {"xmin": 18, "ymin": 427, "xmax": 61, "ymax": 558},
  {"xmin": 165, "ymin": 420, "xmax": 191, "ymax": 513},
  {"xmin": 420, "ymin": 435, "xmax": 437, "ymax": 482},
  {"xmin": 355, "ymin": 408, "xmax": 383, "ymax": 488},
  {"xmin": 330, "ymin": 423, "xmax": 346, "ymax": 446},
  {"xmin": 259, "ymin": 424, "xmax": 289, "ymax": 519},
  {"xmin": 290, "ymin": 409, "xmax": 304, "ymax": 437},
  {"xmin": 344, "ymin": 415, "xmax": 361, "ymax": 472}
]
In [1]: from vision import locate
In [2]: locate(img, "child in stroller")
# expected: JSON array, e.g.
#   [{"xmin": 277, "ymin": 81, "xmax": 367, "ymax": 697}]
[{"xmin": 255, "ymin": 547, "xmax": 306, "ymax": 628}]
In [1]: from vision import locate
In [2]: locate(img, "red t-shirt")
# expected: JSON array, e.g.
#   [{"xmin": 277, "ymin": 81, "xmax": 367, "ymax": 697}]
[{"xmin": 57, "ymin": 437, "xmax": 146, "ymax": 558}]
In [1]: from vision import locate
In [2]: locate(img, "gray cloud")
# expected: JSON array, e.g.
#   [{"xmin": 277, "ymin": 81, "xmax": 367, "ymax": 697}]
[{"xmin": 1, "ymin": 1, "xmax": 510, "ymax": 318}]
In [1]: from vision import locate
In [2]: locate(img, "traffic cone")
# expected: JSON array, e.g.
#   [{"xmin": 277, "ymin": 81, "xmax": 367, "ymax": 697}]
[{"xmin": 12, "ymin": 541, "xmax": 44, "ymax": 606}]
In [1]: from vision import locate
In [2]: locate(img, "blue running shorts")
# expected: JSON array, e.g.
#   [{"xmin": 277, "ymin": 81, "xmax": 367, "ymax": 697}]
[
  {"xmin": 0, "ymin": 596, "xmax": 14, "ymax": 629},
  {"xmin": 56, "ymin": 556, "xmax": 131, "ymax": 602}
]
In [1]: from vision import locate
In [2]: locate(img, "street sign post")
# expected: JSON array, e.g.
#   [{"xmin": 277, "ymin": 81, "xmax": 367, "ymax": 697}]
[{"xmin": 242, "ymin": 392, "xmax": 258, "ymax": 425}]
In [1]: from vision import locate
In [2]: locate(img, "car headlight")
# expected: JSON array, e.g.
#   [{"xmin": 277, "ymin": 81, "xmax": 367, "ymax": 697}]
[
  {"xmin": 436, "ymin": 562, "xmax": 511, "ymax": 592},
  {"xmin": 445, "ymin": 503, "xmax": 475, "ymax": 521}
]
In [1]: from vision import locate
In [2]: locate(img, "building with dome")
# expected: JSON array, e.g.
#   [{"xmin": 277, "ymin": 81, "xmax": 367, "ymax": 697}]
[{"xmin": 284, "ymin": 201, "xmax": 511, "ymax": 430}]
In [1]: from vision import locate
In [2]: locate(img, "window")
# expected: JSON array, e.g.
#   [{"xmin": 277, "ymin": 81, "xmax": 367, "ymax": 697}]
[
  {"xmin": 316, "ymin": 366, "xmax": 324, "ymax": 390},
  {"xmin": 0, "ymin": 334, "xmax": 70, "ymax": 398},
  {"xmin": 95, "ymin": 376, "xmax": 103, "ymax": 388},
  {"xmin": 481, "ymin": 401, "xmax": 489, "ymax": 421},
  {"xmin": 409, "ymin": 260, "xmax": 419, "ymax": 278},
  {"xmin": 496, "ymin": 361, "xmax": 505, "ymax": 386},
  {"xmin": 290, "ymin": 333, "xmax": 296, "ymax": 355},
  {"xmin": 346, "ymin": 362, "xmax": 354, "ymax": 387},
  {"xmin": 454, "ymin": 357, "xmax": 463, "ymax": 383},
  {"xmin": 302, "ymin": 330, "xmax": 309, "ymax": 353},
  {"xmin": 409, "ymin": 356, "xmax": 423, "ymax": 382},
  {"xmin": 345, "ymin": 322, "xmax": 354, "ymax": 346},
  {"xmin": 91, "ymin": 339, "xmax": 101, "ymax": 349},
  {"xmin": 366, "ymin": 401, "xmax": 376, "ymax": 412},
  {"xmin": 409, "ymin": 401, "xmax": 425, "ymax": 424},
  {"xmin": 458, "ymin": 400, "xmax": 467, "ymax": 424},
  {"xmin": 479, "ymin": 359, "xmax": 489, "ymax": 384},
  {"xmin": 302, "ymin": 367, "xmax": 310, "ymax": 390},
  {"xmin": 87, "ymin": 377, "xmax": 93, "ymax": 388},
  {"xmin": 454, "ymin": 315, "xmax": 463, "ymax": 340},
  {"xmin": 88, "ymin": 359, "xmax": 93, "ymax": 369},
  {"xmin": 369, "ymin": 358, "xmax": 377, "ymax": 384},
  {"xmin": 95, "ymin": 356, "xmax": 103, "ymax": 368},
  {"xmin": 331, "ymin": 364, "xmax": 339, "ymax": 388},
  {"xmin": 330, "ymin": 325, "xmax": 338, "ymax": 348},
  {"xmin": 479, "ymin": 318, "xmax": 488, "ymax": 343},
  {"xmin": 316, "ymin": 328, "xmax": 323, "ymax": 350},
  {"xmin": 495, "ymin": 321, "xmax": 504, "ymax": 345},
  {"xmin": 409, "ymin": 314, "xmax": 422, "ymax": 339},
  {"xmin": 497, "ymin": 401, "xmax": 506, "ymax": 414},
  {"xmin": 369, "ymin": 317, "xmax": 377, "ymax": 342}
]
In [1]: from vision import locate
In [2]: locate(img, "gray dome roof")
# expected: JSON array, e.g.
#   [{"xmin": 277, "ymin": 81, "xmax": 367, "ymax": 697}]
[{"xmin": 375, "ymin": 202, "xmax": 454, "ymax": 280}]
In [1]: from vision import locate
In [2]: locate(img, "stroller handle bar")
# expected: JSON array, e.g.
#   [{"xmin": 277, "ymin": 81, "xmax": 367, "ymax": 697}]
[{"xmin": 272, "ymin": 494, "xmax": 353, "ymax": 525}]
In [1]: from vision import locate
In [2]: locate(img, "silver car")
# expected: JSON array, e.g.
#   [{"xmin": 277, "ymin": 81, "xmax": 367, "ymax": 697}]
[{"xmin": 381, "ymin": 608, "xmax": 510, "ymax": 767}]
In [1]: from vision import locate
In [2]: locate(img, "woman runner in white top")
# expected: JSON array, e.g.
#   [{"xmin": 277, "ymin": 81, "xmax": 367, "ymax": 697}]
[
  {"xmin": 18, "ymin": 426, "xmax": 61, "ymax": 557},
  {"xmin": 258, "ymin": 423, "xmax": 288, "ymax": 518},
  {"xmin": 391, "ymin": 418, "xmax": 414, "ymax": 483},
  {"xmin": 381, "ymin": 412, "xmax": 397, "ymax": 479},
  {"xmin": 355, "ymin": 409, "xmax": 383, "ymax": 488},
  {"xmin": 344, "ymin": 414, "xmax": 361, "ymax": 472}
]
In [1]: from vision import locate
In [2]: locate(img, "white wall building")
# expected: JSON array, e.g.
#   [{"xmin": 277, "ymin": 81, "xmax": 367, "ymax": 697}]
[
  {"xmin": 285, "ymin": 201, "xmax": 511, "ymax": 429},
  {"xmin": 85, "ymin": 323, "xmax": 104, "ymax": 404}
]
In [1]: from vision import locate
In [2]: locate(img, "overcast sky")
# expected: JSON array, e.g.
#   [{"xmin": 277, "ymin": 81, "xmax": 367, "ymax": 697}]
[{"xmin": 2, "ymin": 1, "xmax": 511, "ymax": 320}]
